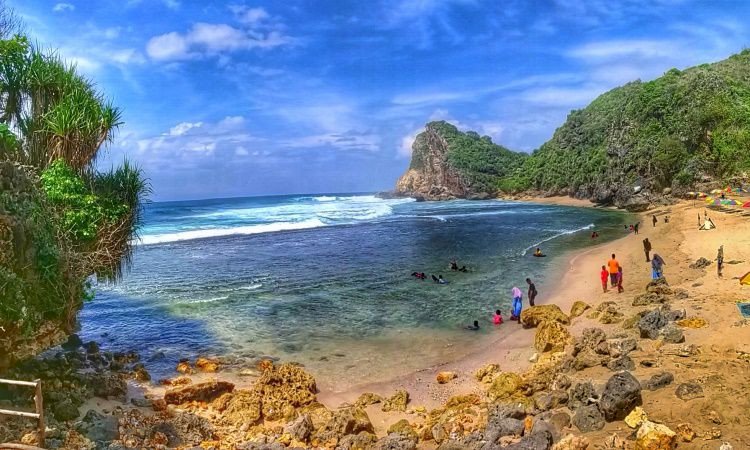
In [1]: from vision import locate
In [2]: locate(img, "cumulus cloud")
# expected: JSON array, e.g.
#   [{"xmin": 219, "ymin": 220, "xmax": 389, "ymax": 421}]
[
  {"xmin": 53, "ymin": 3, "xmax": 75, "ymax": 12},
  {"xmin": 168, "ymin": 122, "xmax": 203, "ymax": 136}
]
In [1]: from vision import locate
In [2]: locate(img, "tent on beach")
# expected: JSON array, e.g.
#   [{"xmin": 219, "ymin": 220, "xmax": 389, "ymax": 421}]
[
  {"xmin": 742, "ymin": 272, "xmax": 750, "ymax": 286},
  {"xmin": 699, "ymin": 218, "xmax": 716, "ymax": 230},
  {"xmin": 743, "ymin": 201, "xmax": 750, "ymax": 208}
]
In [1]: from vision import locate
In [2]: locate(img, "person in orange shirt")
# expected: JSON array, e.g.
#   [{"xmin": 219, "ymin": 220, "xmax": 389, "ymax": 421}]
[
  {"xmin": 600, "ymin": 265, "xmax": 609, "ymax": 293},
  {"xmin": 608, "ymin": 254, "xmax": 620, "ymax": 287}
]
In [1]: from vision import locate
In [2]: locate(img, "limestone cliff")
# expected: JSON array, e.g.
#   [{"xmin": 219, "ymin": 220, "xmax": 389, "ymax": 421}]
[{"xmin": 395, "ymin": 121, "xmax": 527, "ymax": 200}]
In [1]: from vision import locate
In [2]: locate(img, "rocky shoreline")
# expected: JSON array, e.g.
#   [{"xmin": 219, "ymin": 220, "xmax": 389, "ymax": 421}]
[{"xmin": 2, "ymin": 200, "xmax": 749, "ymax": 449}]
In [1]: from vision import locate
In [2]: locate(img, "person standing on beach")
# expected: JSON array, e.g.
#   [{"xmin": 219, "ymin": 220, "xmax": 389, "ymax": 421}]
[
  {"xmin": 652, "ymin": 215, "xmax": 657, "ymax": 227},
  {"xmin": 717, "ymin": 245, "xmax": 724, "ymax": 277},
  {"xmin": 511, "ymin": 287, "xmax": 523, "ymax": 323},
  {"xmin": 643, "ymin": 238, "xmax": 652, "ymax": 262},
  {"xmin": 526, "ymin": 278, "xmax": 538, "ymax": 306},
  {"xmin": 617, "ymin": 267, "xmax": 624, "ymax": 293},
  {"xmin": 608, "ymin": 254, "xmax": 620, "ymax": 287},
  {"xmin": 600, "ymin": 265, "xmax": 609, "ymax": 293},
  {"xmin": 634, "ymin": 223, "xmax": 639, "ymax": 234},
  {"xmin": 651, "ymin": 254, "xmax": 666, "ymax": 279}
]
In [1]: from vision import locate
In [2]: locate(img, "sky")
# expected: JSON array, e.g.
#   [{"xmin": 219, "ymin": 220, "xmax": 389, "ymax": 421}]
[{"xmin": 11, "ymin": 0, "xmax": 750, "ymax": 201}]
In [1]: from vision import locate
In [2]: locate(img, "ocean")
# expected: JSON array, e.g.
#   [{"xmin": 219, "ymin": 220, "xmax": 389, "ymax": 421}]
[{"xmin": 79, "ymin": 194, "xmax": 629, "ymax": 388}]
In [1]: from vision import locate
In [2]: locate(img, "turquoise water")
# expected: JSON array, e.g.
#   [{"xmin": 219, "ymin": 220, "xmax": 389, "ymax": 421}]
[{"xmin": 80, "ymin": 194, "xmax": 628, "ymax": 387}]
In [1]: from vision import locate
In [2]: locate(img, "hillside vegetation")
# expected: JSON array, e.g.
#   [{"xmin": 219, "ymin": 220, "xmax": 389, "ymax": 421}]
[
  {"xmin": 0, "ymin": 30, "xmax": 149, "ymax": 364},
  {"xmin": 503, "ymin": 50, "xmax": 750, "ymax": 204}
]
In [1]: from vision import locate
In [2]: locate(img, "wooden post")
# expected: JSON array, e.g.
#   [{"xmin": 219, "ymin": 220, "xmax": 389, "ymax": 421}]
[{"xmin": 33, "ymin": 380, "xmax": 44, "ymax": 448}]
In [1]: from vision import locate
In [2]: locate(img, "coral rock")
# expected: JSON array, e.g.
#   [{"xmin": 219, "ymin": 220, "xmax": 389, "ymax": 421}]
[
  {"xmin": 624, "ymin": 406, "xmax": 648, "ymax": 428},
  {"xmin": 474, "ymin": 363, "xmax": 500, "ymax": 384},
  {"xmin": 195, "ymin": 357, "xmax": 220, "ymax": 373},
  {"xmin": 569, "ymin": 301, "xmax": 591, "ymax": 319},
  {"xmin": 521, "ymin": 305, "xmax": 571, "ymax": 328},
  {"xmin": 634, "ymin": 421, "xmax": 676, "ymax": 450},
  {"xmin": 382, "ymin": 389, "xmax": 410, "ymax": 412},
  {"xmin": 535, "ymin": 320, "xmax": 572, "ymax": 353},
  {"xmin": 164, "ymin": 380, "xmax": 235, "ymax": 405},
  {"xmin": 599, "ymin": 371, "xmax": 642, "ymax": 422},
  {"xmin": 675, "ymin": 423, "xmax": 696, "ymax": 442},
  {"xmin": 552, "ymin": 434, "xmax": 590, "ymax": 450},
  {"xmin": 436, "ymin": 371, "xmax": 457, "ymax": 384}
]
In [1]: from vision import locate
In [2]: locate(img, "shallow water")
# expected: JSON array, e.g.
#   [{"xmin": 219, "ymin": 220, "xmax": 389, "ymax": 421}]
[{"xmin": 80, "ymin": 194, "xmax": 629, "ymax": 385}]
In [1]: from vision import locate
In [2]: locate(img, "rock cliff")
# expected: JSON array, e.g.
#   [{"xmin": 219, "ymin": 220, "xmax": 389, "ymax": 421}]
[{"xmin": 395, "ymin": 121, "xmax": 527, "ymax": 200}]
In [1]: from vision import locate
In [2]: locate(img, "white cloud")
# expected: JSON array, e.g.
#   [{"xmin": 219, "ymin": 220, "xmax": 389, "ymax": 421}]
[
  {"xmin": 109, "ymin": 48, "xmax": 147, "ymax": 65},
  {"xmin": 168, "ymin": 122, "xmax": 203, "ymax": 136},
  {"xmin": 398, "ymin": 127, "xmax": 422, "ymax": 158},
  {"xmin": 146, "ymin": 22, "xmax": 293, "ymax": 61},
  {"xmin": 234, "ymin": 7, "xmax": 270, "ymax": 25},
  {"xmin": 519, "ymin": 85, "xmax": 605, "ymax": 107},
  {"xmin": 53, "ymin": 3, "xmax": 75, "ymax": 13},
  {"xmin": 235, "ymin": 146, "xmax": 250, "ymax": 156},
  {"xmin": 283, "ymin": 131, "xmax": 380, "ymax": 151},
  {"xmin": 568, "ymin": 39, "xmax": 680, "ymax": 61}
]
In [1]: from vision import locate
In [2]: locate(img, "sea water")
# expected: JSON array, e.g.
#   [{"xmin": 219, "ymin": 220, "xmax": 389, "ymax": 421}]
[{"xmin": 79, "ymin": 194, "xmax": 628, "ymax": 387}]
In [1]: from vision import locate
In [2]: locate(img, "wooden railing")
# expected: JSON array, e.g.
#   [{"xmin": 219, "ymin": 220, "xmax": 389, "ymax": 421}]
[{"xmin": 0, "ymin": 378, "xmax": 44, "ymax": 449}]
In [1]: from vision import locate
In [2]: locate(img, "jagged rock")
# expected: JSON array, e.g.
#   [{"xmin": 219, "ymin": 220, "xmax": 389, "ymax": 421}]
[
  {"xmin": 176, "ymin": 360, "xmax": 193, "ymax": 374},
  {"xmin": 281, "ymin": 415, "xmax": 312, "ymax": 443},
  {"xmin": 689, "ymin": 257, "xmax": 712, "ymax": 269},
  {"xmin": 675, "ymin": 382, "xmax": 704, "ymax": 401},
  {"xmin": 486, "ymin": 417, "xmax": 525, "ymax": 440},
  {"xmin": 254, "ymin": 363, "xmax": 317, "ymax": 420},
  {"xmin": 335, "ymin": 431, "xmax": 378, "ymax": 449},
  {"xmin": 382, "ymin": 389, "xmax": 409, "ymax": 412},
  {"xmin": 474, "ymin": 363, "xmax": 501, "ymax": 383},
  {"xmin": 150, "ymin": 412, "xmax": 215, "ymax": 447},
  {"xmin": 487, "ymin": 372, "xmax": 524, "ymax": 401},
  {"xmin": 504, "ymin": 430, "xmax": 554, "ymax": 449},
  {"xmin": 643, "ymin": 372, "xmax": 674, "ymax": 391},
  {"xmin": 638, "ymin": 309, "xmax": 668, "ymax": 340},
  {"xmin": 164, "ymin": 380, "xmax": 235, "ymax": 405},
  {"xmin": 535, "ymin": 320, "xmax": 572, "ymax": 353},
  {"xmin": 623, "ymin": 311, "xmax": 648, "ymax": 329},
  {"xmin": 624, "ymin": 406, "xmax": 648, "ymax": 428},
  {"xmin": 599, "ymin": 371, "xmax": 642, "ymax": 421},
  {"xmin": 634, "ymin": 421, "xmax": 676, "ymax": 449},
  {"xmin": 436, "ymin": 371, "xmax": 457, "ymax": 384},
  {"xmin": 552, "ymin": 434, "xmax": 589, "ymax": 450},
  {"xmin": 607, "ymin": 356, "xmax": 635, "ymax": 371},
  {"xmin": 533, "ymin": 390, "xmax": 568, "ymax": 412},
  {"xmin": 675, "ymin": 423, "xmax": 695, "ymax": 442},
  {"xmin": 300, "ymin": 402, "xmax": 333, "ymax": 430},
  {"xmin": 521, "ymin": 305, "xmax": 571, "ymax": 328},
  {"xmin": 355, "ymin": 392, "xmax": 383, "ymax": 407},
  {"xmin": 569, "ymin": 381, "xmax": 597, "ymax": 410},
  {"xmin": 569, "ymin": 301, "xmax": 591, "ymax": 319},
  {"xmin": 488, "ymin": 401, "xmax": 528, "ymax": 420},
  {"xmin": 315, "ymin": 407, "xmax": 375, "ymax": 444},
  {"xmin": 132, "ymin": 363, "xmax": 151, "ymax": 382},
  {"xmin": 61, "ymin": 334, "xmax": 83, "ymax": 351},
  {"xmin": 387, "ymin": 419, "xmax": 418, "ymax": 442},
  {"xmin": 664, "ymin": 309, "xmax": 686, "ymax": 322},
  {"xmin": 195, "ymin": 357, "xmax": 220, "ymax": 372},
  {"xmin": 573, "ymin": 349, "xmax": 607, "ymax": 371},
  {"xmin": 659, "ymin": 323, "xmax": 684, "ymax": 343},
  {"xmin": 374, "ymin": 432, "xmax": 417, "ymax": 450},
  {"xmin": 572, "ymin": 405, "xmax": 605, "ymax": 432},
  {"xmin": 85, "ymin": 372, "xmax": 128, "ymax": 400},
  {"xmin": 573, "ymin": 328, "xmax": 607, "ymax": 355},
  {"xmin": 77, "ymin": 410, "xmax": 119, "ymax": 442},
  {"xmin": 607, "ymin": 337, "xmax": 638, "ymax": 358}
]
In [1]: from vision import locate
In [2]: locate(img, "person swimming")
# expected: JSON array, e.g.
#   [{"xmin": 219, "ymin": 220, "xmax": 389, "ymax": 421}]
[
  {"xmin": 466, "ymin": 320, "xmax": 480, "ymax": 330},
  {"xmin": 431, "ymin": 274, "xmax": 439, "ymax": 283},
  {"xmin": 533, "ymin": 248, "xmax": 546, "ymax": 257},
  {"xmin": 493, "ymin": 310, "xmax": 503, "ymax": 325},
  {"xmin": 438, "ymin": 275, "xmax": 449, "ymax": 284},
  {"xmin": 459, "ymin": 266, "xmax": 468, "ymax": 272},
  {"xmin": 450, "ymin": 260, "xmax": 459, "ymax": 271}
]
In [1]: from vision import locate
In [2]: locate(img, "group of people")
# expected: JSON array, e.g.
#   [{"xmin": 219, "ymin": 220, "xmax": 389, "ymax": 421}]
[
  {"xmin": 624, "ymin": 223, "xmax": 640, "ymax": 234},
  {"xmin": 600, "ymin": 254, "xmax": 625, "ymax": 293},
  {"xmin": 466, "ymin": 278, "xmax": 537, "ymax": 330},
  {"xmin": 412, "ymin": 259, "xmax": 472, "ymax": 284}
]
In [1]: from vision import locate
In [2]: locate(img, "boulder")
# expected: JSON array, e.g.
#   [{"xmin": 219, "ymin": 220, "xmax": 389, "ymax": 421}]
[
  {"xmin": 521, "ymin": 305, "xmax": 570, "ymax": 328},
  {"xmin": 85, "ymin": 372, "xmax": 128, "ymax": 400},
  {"xmin": 254, "ymin": 363, "xmax": 317, "ymax": 420},
  {"xmin": 623, "ymin": 311, "xmax": 648, "ymax": 329},
  {"xmin": 643, "ymin": 372, "xmax": 674, "ymax": 391},
  {"xmin": 572, "ymin": 349, "xmax": 607, "ymax": 371},
  {"xmin": 569, "ymin": 301, "xmax": 591, "ymax": 319},
  {"xmin": 78, "ymin": 410, "xmax": 119, "ymax": 442},
  {"xmin": 488, "ymin": 401, "xmax": 528, "ymax": 420},
  {"xmin": 607, "ymin": 338, "xmax": 638, "ymax": 358},
  {"xmin": 382, "ymin": 390, "xmax": 409, "ymax": 412},
  {"xmin": 688, "ymin": 257, "xmax": 711, "ymax": 269},
  {"xmin": 573, "ymin": 328, "xmax": 607, "ymax": 355},
  {"xmin": 624, "ymin": 406, "xmax": 648, "ymax": 429},
  {"xmin": 607, "ymin": 356, "xmax": 635, "ymax": 372},
  {"xmin": 568, "ymin": 381, "xmax": 597, "ymax": 410},
  {"xmin": 504, "ymin": 430, "xmax": 553, "ymax": 449},
  {"xmin": 335, "ymin": 432, "xmax": 378, "ymax": 449},
  {"xmin": 176, "ymin": 360, "xmax": 193, "ymax": 374},
  {"xmin": 533, "ymin": 390, "xmax": 568, "ymax": 412},
  {"xmin": 572, "ymin": 405, "xmax": 605, "ymax": 432},
  {"xmin": 599, "ymin": 371, "xmax": 642, "ymax": 422},
  {"xmin": 374, "ymin": 432, "xmax": 417, "ymax": 450},
  {"xmin": 659, "ymin": 323, "xmax": 684, "ymax": 343},
  {"xmin": 195, "ymin": 357, "xmax": 220, "ymax": 373},
  {"xmin": 314, "ymin": 407, "xmax": 374, "ymax": 443},
  {"xmin": 165, "ymin": 380, "xmax": 235, "ymax": 405},
  {"xmin": 634, "ymin": 421, "xmax": 676, "ymax": 450},
  {"xmin": 149, "ymin": 411, "xmax": 215, "ymax": 447},
  {"xmin": 487, "ymin": 372, "xmax": 524, "ymax": 401},
  {"xmin": 285, "ymin": 414, "xmax": 314, "ymax": 442},
  {"xmin": 485, "ymin": 417, "xmax": 524, "ymax": 440},
  {"xmin": 436, "ymin": 371, "xmax": 457, "ymax": 384},
  {"xmin": 387, "ymin": 419, "xmax": 418, "ymax": 442},
  {"xmin": 52, "ymin": 398, "xmax": 80, "ymax": 421},
  {"xmin": 675, "ymin": 382, "xmax": 704, "ymax": 401},
  {"xmin": 216, "ymin": 390, "xmax": 262, "ymax": 426},
  {"xmin": 535, "ymin": 320, "xmax": 572, "ymax": 353},
  {"xmin": 638, "ymin": 309, "xmax": 668, "ymax": 340},
  {"xmin": 474, "ymin": 363, "xmax": 500, "ymax": 383}
]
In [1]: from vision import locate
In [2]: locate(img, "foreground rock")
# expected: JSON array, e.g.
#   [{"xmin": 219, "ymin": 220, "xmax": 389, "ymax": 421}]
[
  {"xmin": 635, "ymin": 421, "xmax": 677, "ymax": 449},
  {"xmin": 599, "ymin": 371, "xmax": 642, "ymax": 421},
  {"xmin": 164, "ymin": 380, "xmax": 235, "ymax": 405},
  {"xmin": 521, "ymin": 305, "xmax": 571, "ymax": 328}
]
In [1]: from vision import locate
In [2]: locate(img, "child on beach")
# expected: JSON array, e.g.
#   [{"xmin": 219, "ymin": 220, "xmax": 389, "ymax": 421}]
[
  {"xmin": 600, "ymin": 265, "xmax": 608, "ymax": 293},
  {"xmin": 466, "ymin": 320, "xmax": 480, "ymax": 330},
  {"xmin": 617, "ymin": 267, "xmax": 624, "ymax": 293},
  {"xmin": 493, "ymin": 310, "xmax": 503, "ymax": 325},
  {"xmin": 511, "ymin": 287, "xmax": 523, "ymax": 322}
]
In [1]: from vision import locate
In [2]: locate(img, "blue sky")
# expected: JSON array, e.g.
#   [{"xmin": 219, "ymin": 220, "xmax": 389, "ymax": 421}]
[{"xmin": 12, "ymin": 0, "xmax": 750, "ymax": 201}]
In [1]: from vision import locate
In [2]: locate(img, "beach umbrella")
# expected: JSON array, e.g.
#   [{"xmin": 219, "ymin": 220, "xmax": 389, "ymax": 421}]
[
  {"xmin": 743, "ymin": 201, "xmax": 750, "ymax": 208},
  {"xmin": 711, "ymin": 189, "xmax": 723, "ymax": 194},
  {"xmin": 722, "ymin": 199, "xmax": 738, "ymax": 206}
]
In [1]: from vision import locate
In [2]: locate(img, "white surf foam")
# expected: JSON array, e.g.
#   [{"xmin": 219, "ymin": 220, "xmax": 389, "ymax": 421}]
[
  {"xmin": 521, "ymin": 223, "xmax": 595, "ymax": 256},
  {"xmin": 137, "ymin": 218, "xmax": 326, "ymax": 245}
]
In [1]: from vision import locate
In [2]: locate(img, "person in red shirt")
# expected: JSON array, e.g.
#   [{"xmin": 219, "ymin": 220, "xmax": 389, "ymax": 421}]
[{"xmin": 600, "ymin": 265, "xmax": 609, "ymax": 293}]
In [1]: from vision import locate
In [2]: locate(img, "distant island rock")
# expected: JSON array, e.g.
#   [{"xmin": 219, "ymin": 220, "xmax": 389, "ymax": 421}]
[{"xmin": 395, "ymin": 50, "xmax": 750, "ymax": 209}]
